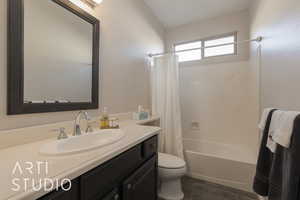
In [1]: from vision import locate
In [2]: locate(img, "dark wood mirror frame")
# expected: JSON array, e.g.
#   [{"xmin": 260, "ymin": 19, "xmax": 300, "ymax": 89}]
[{"xmin": 7, "ymin": 0, "xmax": 100, "ymax": 115}]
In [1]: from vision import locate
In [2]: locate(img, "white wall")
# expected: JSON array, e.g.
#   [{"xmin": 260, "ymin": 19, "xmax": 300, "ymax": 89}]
[
  {"xmin": 166, "ymin": 10, "xmax": 250, "ymax": 63},
  {"xmin": 0, "ymin": 0, "xmax": 165, "ymax": 130},
  {"xmin": 250, "ymin": 0, "xmax": 300, "ymax": 111},
  {"xmin": 165, "ymin": 10, "xmax": 259, "ymax": 150}
]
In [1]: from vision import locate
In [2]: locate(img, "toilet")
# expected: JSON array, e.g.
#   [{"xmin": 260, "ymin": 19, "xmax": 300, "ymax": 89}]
[{"xmin": 158, "ymin": 153, "xmax": 186, "ymax": 200}]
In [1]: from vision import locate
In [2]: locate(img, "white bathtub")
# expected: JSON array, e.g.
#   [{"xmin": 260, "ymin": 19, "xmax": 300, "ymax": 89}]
[{"xmin": 183, "ymin": 139, "xmax": 257, "ymax": 192}]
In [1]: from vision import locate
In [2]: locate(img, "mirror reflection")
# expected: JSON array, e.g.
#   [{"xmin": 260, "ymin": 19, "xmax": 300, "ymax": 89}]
[{"xmin": 23, "ymin": 0, "xmax": 93, "ymax": 103}]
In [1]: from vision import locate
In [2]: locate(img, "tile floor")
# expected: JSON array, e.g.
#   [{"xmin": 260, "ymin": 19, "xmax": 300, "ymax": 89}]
[{"xmin": 162, "ymin": 176, "xmax": 258, "ymax": 200}]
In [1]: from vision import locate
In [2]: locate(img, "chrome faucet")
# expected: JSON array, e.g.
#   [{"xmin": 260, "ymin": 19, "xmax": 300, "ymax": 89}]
[
  {"xmin": 73, "ymin": 111, "xmax": 92, "ymax": 136},
  {"xmin": 52, "ymin": 127, "xmax": 68, "ymax": 140}
]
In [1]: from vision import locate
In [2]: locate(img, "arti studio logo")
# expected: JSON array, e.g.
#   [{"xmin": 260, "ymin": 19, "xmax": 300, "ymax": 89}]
[{"xmin": 11, "ymin": 161, "xmax": 71, "ymax": 192}]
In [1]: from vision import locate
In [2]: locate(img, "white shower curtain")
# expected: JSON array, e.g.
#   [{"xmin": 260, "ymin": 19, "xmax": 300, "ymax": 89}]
[{"xmin": 150, "ymin": 54, "xmax": 184, "ymax": 159}]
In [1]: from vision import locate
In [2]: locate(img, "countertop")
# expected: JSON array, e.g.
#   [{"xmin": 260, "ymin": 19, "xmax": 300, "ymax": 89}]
[{"xmin": 0, "ymin": 119, "xmax": 161, "ymax": 200}]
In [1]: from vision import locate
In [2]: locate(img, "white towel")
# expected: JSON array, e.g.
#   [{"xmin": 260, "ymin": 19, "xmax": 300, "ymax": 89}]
[
  {"xmin": 258, "ymin": 108, "xmax": 275, "ymax": 130},
  {"xmin": 272, "ymin": 111, "xmax": 300, "ymax": 148},
  {"xmin": 267, "ymin": 110, "xmax": 284, "ymax": 152},
  {"xmin": 267, "ymin": 110, "xmax": 300, "ymax": 152},
  {"xmin": 258, "ymin": 108, "xmax": 275, "ymax": 151}
]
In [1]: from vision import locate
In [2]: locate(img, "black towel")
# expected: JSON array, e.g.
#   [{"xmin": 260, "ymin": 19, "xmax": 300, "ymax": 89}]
[
  {"xmin": 253, "ymin": 109, "xmax": 276, "ymax": 196},
  {"xmin": 253, "ymin": 110, "xmax": 300, "ymax": 200}
]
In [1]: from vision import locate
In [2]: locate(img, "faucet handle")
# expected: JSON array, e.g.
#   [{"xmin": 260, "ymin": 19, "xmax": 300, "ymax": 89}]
[
  {"xmin": 84, "ymin": 111, "xmax": 92, "ymax": 121},
  {"xmin": 86, "ymin": 120, "xmax": 97, "ymax": 133},
  {"xmin": 86, "ymin": 124, "xmax": 94, "ymax": 133},
  {"xmin": 52, "ymin": 127, "xmax": 68, "ymax": 140}
]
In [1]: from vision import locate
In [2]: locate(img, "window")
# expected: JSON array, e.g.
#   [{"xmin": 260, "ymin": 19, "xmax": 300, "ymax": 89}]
[
  {"xmin": 175, "ymin": 41, "xmax": 202, "ymax": 62},
  {"xmin": 204, "ymin": 35, "xmax": 236, "ymax": 57},
  {"xmin": 174, "ymin": 33, "xmax": 237, "ymax": 62}
]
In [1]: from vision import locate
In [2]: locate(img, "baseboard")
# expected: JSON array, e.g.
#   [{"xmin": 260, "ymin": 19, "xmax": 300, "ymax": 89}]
[{"xmin": 186, "ymin": 171, "xmax": 254, "ymax": 193}]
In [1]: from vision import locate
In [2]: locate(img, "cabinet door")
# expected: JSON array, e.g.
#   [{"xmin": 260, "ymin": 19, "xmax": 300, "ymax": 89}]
[
  {"xmin": 142, "ymin": 136, "xmax": 158, "ymax": 159},
  {"xmin": 81, "ymin": 145, "xmax": 143, "ymax": 200},
  {"xmin": 101, "ymin": 188, "xmax": 120, "ymax": 200},
  {"xmin": 123, "ymin": 155, "xmax": 157, "ymax": 200},
  {"xmin": 38, "ymin": 179, "xmax": 79, "ymax": 200}
]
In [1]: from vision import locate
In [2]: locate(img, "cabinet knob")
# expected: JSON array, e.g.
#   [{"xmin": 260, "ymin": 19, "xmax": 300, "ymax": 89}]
[
  {"xmin": 114, "ymin": 194, "xmax": 119, "ymax": 200},
  {"xmin": 127, "ymin": 184, "xmax": 132, "ymax": 189}
]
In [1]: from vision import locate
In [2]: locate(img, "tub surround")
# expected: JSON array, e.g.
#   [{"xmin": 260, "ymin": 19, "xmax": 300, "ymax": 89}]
[
  {"xmin": 0, "ymin": 116, "xmax": 161, "ymax": 200},
  {"xmin": 184, "ymin": 139, "xmax": 256, "ymax": 192}
]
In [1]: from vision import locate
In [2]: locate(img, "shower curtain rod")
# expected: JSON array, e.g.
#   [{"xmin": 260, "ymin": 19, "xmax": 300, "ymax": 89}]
[{"xmin": 148, "ymin": 36, "xmax": 263, "ymax": 57}]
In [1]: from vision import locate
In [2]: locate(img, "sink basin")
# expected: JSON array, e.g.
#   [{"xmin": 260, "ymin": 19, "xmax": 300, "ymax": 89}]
[{"xmin": 40, "ymin": 129, "xmax": 125, "ymax": 156}]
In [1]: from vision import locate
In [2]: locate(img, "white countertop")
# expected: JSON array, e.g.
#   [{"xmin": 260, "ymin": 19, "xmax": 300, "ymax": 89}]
[{"xmin": 0, "ymin": 119, "xmax": 161, "ymax": 200}]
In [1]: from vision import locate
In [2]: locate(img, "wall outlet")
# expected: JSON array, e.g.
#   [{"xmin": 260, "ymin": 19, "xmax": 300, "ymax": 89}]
[{"xmin": 191, "ymin": 121, "xmax": 200, "ymax": 130}]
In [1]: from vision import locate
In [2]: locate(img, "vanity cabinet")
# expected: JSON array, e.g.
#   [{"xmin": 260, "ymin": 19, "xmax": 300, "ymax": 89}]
[
  {"xmin": 101, "ymin": 188, "xmax": 120, "ymax": 200},
  {"xmin": 38, "ymin": 136, "xmax": 158, "ymax": 200},
  {"xmin": 81, "ymin": 144, "xmax": 143, "ymax": 200},
  {"xmin": 37, "ymin": 179, "xmax": 79, "ymax": 200},
  {"xmin": 123, "ymin": 156, "xmax": 157, "ymax": 200}
]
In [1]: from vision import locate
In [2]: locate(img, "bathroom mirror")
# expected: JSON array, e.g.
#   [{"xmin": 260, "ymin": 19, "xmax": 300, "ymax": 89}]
[{"xmin": 7, "ymin": 0, "xmax": 100, "ymax": 114}]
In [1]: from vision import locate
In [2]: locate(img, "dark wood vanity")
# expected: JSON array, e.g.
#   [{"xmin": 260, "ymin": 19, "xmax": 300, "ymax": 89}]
[{"xmin": 38, "ymin": 136, "xmax": 158, "ymax": 200}]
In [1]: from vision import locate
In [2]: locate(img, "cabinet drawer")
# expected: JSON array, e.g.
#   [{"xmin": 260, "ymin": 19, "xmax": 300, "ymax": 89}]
[
  {"xmin": 38, "ymin": 179, "xmax": 79, "ymax": 200},
  {"xmin": 142, "ymin": 136, "xmax": 158, "ymax": 159},
  {"xmin": 81, "ymin": 145, "xmax": 143, "ymax": 200},
  {"xmin": 123, "ymin": 155, "xmax": 157, "ymax": 200}
]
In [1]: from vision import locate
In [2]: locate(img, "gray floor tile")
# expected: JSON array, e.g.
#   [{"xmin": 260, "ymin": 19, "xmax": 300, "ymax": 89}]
[{"xmin": 181, "ymin": 176, "xmax": 258, "ymax": 200}]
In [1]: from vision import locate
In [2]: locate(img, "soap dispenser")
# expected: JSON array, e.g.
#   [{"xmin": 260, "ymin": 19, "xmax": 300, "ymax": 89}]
[
  {"xmin": 133, "ymin": 105, "xmax": 149, "ymax": 120},
  {"xmin": 100, "ymin": 107, "xmax": 109, "ymax": 129}
]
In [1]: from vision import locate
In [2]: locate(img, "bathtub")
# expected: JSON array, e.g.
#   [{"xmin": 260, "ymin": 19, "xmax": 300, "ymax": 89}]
[{"xmin": 183, "ymin": 139, "xmax": 258, "ymax": 192}]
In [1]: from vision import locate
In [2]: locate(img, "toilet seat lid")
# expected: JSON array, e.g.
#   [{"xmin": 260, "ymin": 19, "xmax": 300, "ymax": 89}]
[{"xmin": 158, "ymin": 153, "xmax": 186, "ymax": 169}]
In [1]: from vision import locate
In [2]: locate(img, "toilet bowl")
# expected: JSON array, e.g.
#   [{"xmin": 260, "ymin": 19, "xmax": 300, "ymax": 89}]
[{"xmin": 158, "ymin": 153, "xmax": 186, "ymax": 200}]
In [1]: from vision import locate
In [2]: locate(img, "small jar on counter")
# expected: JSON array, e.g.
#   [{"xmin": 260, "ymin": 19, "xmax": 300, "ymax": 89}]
[{"xmin": 109, "ymin": 117, "xmax": 119, "ymax": 129}]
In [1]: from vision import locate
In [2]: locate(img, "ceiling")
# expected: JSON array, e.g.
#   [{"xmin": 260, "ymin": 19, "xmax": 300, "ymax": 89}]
[{"xmin": 143, "ymin": 0, "xmax": 252, "ymax": 28}]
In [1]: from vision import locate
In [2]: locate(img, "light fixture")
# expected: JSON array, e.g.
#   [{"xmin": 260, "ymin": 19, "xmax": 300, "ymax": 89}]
[
  {"xmin": 91, "ymin": 0, "xmax": 103, "ymax": 4},
  {"xmin": 69, "ymin": 0, "xmax": 103, "ymax": 9},
  {"xmin": 69, "ymin": 0, "xmax": 92, "ymax": 11},
  {"xmin": 85, "ymin": 0, "xmax": 103, "ymax": 7}
]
